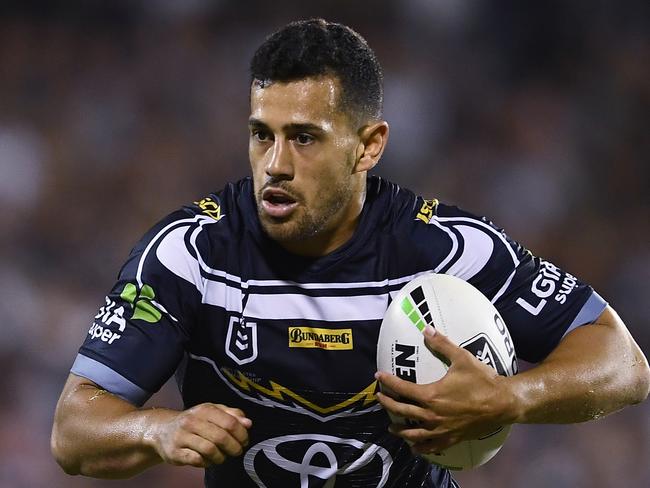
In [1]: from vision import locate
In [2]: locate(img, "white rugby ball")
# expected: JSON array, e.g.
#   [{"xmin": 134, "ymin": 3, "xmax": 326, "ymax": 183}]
[{"xmin": 377, "ymin": 273, "xmax": 518, "ymax": 470}]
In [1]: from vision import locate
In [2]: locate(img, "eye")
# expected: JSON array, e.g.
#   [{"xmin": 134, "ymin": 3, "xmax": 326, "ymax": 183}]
[
  {"xmin": 295, "ymin": 133, "xmax": 315, "ymax": 145},
  {"xmin": 251, "ymin": 129, "xmax": 272, "ymax": 142}
]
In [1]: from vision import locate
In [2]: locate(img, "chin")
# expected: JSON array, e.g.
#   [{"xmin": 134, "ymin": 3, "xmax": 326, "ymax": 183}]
[
  {"xmin": 260, "ymin": 216, "xmax": 300, "ymax": 242},
  {"xmin": 259, "ymin": 212, "xmax": 322, "ymax": 245}
]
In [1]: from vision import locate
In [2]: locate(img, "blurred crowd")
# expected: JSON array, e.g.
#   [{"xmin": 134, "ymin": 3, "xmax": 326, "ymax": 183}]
[{"xmin": 0, "ymin": 1, "xmax": 648, "ymax": 487}]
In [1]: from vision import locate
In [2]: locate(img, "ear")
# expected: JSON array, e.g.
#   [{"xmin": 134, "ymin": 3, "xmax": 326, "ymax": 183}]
[{"xmin": 353, "ymin": 121, "xmax": 389, "ymax": 174}]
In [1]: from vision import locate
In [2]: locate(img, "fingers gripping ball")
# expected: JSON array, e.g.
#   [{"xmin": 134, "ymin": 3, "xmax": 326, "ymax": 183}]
[{"xmin": 377, "ymin": 273, "xmax": 518, "ymax": 469}]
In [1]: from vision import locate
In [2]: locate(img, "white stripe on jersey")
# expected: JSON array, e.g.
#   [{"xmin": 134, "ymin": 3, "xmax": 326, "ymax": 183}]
[
  {"xmin": 443, "ymin": 225, "xmax": 494, "ymax": 280},
  {"xmin": 434, "ymin": 215, "xmax": 520, "ymax": 267},
  {"xmin": 237, "ymin": 289, "xmax": 388, "ymax": 321},
  {"xmin": 432, "ymin": 215, "xmax": 521, "ymax": 302},
  {"xmin": 491, "ymin": 268, "xmax": 517, "ymax": 305},
  {"xmin": 137, "ymin": 214, "xmax": 215, "ymax": 289},
  {"xmin": 152, "ymin": 213, "xmax": 521, "ymax": 321},
  {"xmin": 156, "ymin": 226, "xmax": 206, "ymax": 292},
  {"xmin": 425, "ymin": 218, "xmax": 459, "ymax": 273},
  {"xmin": 188, "ymin": 221, "xmax": 248, "ymax": 286},
  {"xmin": 154, "ymin": 221, "xmax": 402, "ymax": 320},
  {"xmin": 197, "ymin": 278, "xmax": 391, "ymax": 321}
]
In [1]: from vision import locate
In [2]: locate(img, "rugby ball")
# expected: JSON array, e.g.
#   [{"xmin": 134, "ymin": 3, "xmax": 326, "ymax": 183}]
[{"xmin": 377, "ymin": 273, "xmax": 518, "ymax": 470}]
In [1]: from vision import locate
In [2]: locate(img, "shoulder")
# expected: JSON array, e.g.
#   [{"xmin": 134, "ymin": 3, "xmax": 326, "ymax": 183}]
[
  {"xmin": 368, "ymin": 176, "xmax": 497, "ymax": 244},
  {"xmin": 377, "ymin": 180, "xmax": 525, "ymax": 295},
  {"xmin": 425, "ymin": 204, "xmax": 525, "ymax": 289},
  {"xmin": 137, "ymin": 179, "xmax": 250, "ymax": 248},
  {"xmin": 121, "ymin": 178, "xmax": 254, "ymax": 288},
  {"xmin": 186, "ymin": 177, "xmax": 255, "ymax": 234}
]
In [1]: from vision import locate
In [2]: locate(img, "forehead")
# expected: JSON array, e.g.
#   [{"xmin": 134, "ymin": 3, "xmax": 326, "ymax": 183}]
[{"xmin": 249, "ymin": 76, "xmax": 345, "ymax": 127}]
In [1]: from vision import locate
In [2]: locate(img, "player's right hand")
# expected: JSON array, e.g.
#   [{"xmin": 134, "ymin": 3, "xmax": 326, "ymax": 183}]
[{"xmin": 152, "ymin": 403, "xmax": 252, "ymax": 468}]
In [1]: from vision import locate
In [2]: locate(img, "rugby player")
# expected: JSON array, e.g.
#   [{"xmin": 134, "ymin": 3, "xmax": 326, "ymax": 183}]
[{"xmin": 51, "ymin": 19, "xmax": 650, "ymax": 487}]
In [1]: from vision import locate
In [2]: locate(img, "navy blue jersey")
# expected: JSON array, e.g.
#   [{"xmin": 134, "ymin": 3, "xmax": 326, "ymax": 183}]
[{"xmin": 71, "ymin": 176, "xmax": 605, "ymax": 487}]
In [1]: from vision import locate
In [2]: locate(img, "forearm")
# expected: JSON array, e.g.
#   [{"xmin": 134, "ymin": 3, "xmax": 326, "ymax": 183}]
[
  {"xmin": 505, "ymin": 306, "xmax": 650, "ymax": 424},
  {"xmin": 51, "ymin": 377, "xmax": 174, "ymax": 478}
]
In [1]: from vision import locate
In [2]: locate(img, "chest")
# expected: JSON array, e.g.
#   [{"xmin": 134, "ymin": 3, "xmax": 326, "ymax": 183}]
[
  {"xmin": 195, "ymin": 280, "xmax": 389, "ymax": 387},
  {"xmin": 184, "ymin": 239, "xmax": 402, "ymax": 419}
]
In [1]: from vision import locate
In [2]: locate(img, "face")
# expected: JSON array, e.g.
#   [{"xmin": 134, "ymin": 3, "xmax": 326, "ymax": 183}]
[{"xmin": 249, "ymin": 76, "xmax": 363, "ymax": 255}]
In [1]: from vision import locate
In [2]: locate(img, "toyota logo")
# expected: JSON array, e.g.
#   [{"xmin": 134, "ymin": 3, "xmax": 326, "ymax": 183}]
[{"xmin": 244, "ymin": 434, "xmax": 393, "ymax": 487}]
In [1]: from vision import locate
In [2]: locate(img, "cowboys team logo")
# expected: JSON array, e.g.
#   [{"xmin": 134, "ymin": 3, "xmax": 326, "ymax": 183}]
[
  {"xmin": 244, "ymin": 434, "xmax": 393, "ymax": 488},
  {"xmin": 460, "ymin": 333, "xmax": 507, "ymax": 376},
  {"xmin": 225, "ymin": 316, "xmax": 258, "ymax": 365}
]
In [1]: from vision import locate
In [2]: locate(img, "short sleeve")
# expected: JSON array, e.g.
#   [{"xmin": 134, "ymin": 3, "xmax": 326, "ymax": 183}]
[
  {"xmin": 432, "ymin": 205, "xmax": 607, "ymax": 363},
  {"xmin": 490, "ymin": 249, "xmax": 607, "ymax": 363},
  {"xmin": 71, "ymin": 210, "xmax": 211, "ymax": 405}
]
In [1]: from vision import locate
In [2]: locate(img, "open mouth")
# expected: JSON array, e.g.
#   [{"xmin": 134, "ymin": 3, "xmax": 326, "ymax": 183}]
[{"xmin": 261, "ymin": 188, "xmax": 299, "ymax": 219}]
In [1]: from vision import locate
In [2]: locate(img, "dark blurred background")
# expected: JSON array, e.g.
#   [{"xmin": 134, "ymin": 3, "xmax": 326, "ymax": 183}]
[{"xmin": 1, "ymin": 0, "xmax": 648, "ymax": 487}]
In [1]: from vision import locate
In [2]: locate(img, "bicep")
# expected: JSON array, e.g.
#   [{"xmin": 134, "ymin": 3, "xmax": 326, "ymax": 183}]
[
  {"xmin": 54, "ymin": 373, "xmax": 138, "ymax": 421},
  {"xmin": 560, "ymin": 306, "xmax": 647, "ymax": 367}
]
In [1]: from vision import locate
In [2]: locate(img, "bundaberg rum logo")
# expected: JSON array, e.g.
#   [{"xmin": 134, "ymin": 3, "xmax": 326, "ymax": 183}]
[{"xmin": 288, "ymin": 327, "xmax": 353, "ymax": 350}]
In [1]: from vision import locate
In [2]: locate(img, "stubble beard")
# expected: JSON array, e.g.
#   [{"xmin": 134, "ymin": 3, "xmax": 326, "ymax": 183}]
[{"xmin": 257, "ymin": 179, "xmax": 353, "ymax": 246}]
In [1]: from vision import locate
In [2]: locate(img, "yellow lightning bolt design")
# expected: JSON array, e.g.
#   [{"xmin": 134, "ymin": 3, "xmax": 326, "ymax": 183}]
[{"xmin": 221, "ymin": 369, "xmax": 378, "ymax": 415}]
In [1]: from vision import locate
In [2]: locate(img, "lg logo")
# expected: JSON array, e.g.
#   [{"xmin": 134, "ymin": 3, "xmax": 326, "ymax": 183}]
[{"xmin": 244, "ymin": 434, "xmax": 393, "ymax": 488}]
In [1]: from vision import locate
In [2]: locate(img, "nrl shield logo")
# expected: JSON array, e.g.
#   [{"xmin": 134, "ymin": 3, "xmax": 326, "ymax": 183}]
[
  {"xmin": 225, "ymin": 316, "xmax": 258, "ymax": 365},
  {"xmin": 460, "ymin": 333, "xmax": 507, "ymax": 376}
]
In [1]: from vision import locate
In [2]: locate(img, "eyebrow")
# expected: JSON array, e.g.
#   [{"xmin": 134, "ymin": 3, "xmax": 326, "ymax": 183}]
[{"xmin": 248, "ymin": 118, "xmax": 326, "ymax": 134}]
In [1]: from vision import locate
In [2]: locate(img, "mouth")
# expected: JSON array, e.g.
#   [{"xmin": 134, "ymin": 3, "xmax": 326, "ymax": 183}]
[{"xmin": 261, "ymin": 187, "xmax": 299, "ymax": 219}]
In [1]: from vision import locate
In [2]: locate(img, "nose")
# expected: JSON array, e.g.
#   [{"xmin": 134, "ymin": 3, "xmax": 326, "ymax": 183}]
[{"xmin": 265, "ymin": 138, "xmax": 294, "ymax": 180}]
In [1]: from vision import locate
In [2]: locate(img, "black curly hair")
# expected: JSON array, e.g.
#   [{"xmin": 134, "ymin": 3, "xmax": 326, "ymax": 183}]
[{"xmin": 250, "ymin": 19, "xmax": 383, "ymax": 125}]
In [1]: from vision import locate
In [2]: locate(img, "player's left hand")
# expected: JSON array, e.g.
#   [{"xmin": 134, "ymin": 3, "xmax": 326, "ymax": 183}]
[{"xmin": 375, "ymin": 325, "xmax": 516, "ymax": 455}]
